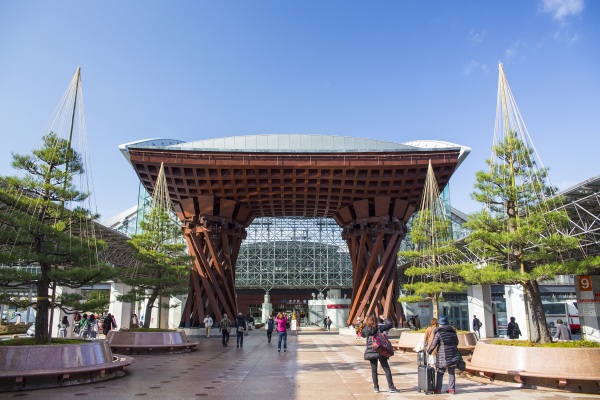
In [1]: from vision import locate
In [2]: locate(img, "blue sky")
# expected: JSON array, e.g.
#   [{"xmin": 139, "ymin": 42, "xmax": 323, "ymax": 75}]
[{"xmin": 1, "ymin": 0, "xmax": 598, "ymax": 221}]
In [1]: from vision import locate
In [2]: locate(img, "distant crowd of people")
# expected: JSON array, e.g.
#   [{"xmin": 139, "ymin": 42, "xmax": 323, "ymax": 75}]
[
  {"xmin": 213, "ymin": 311, "xmax": 290, "ymax": 353},
  {"xmin": 56, "ymin": 311, "xmax": 118, "ymax": 339}
]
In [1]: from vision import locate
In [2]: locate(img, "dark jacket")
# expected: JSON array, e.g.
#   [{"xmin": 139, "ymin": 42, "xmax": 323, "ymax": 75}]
[
  {"xmin": 266, "ymin": 318, "xmax": 274, "ymax": 332},
  {"xmin": 427, "ymin": 325, "xmax": 460, "ymax": 368},
  {"xmin": 235, "ymin": 316, "xmax": 247, "ymax": 332},
  {"xmin": 507, "ymin": 321, "xmax": 521, "ymax": 339},
  {"xmin": 103, "ymin": 315, "xmax": 114, "ymax": 334},
  {"xmin": 361, "ymin": 319, "xmax": 393, "ymax": 359}
]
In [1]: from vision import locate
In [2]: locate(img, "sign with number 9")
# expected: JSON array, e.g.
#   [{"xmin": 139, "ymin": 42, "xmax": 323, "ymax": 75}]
[{"xmin": 579, "ymin": 275, "xmax": 592, "ymax": 291}]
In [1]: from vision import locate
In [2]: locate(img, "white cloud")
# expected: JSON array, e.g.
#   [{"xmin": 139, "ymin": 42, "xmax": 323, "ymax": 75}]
[
  {"xmin": 468, "ymin": 29, "xmax": 486, "ymax": 44},
  {"xmin": 463, "ymin": 60, "xmax": 479, "ymax": 75},
  {"xmin": 504, "ymin": 40, "xmax": 522, "ymax": 59},
  {"xmin": 462, "ymin": 61, "xmax": 490, "ymax": 75},
  {"xmin": 554, "ymin": 30, "xmax": 582, "ymax": 46},
  {"xmin": 539, "ymin": 0, "xmax": 584, "ymax": 22}
]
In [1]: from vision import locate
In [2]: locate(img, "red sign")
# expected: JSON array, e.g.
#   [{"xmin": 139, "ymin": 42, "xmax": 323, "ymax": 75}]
[
  {"xmin": 579, "ymin": 275, "xmax": 593, "ymax": 291},
  {"xmin": 327, "ymin": 304, "xmax": 350, "ymax": 309}
]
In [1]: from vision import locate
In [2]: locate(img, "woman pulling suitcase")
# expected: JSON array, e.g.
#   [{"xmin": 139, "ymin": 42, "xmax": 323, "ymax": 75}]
[{"xmin": 427, "ymin": 315, "xmax": 460, "ymax": 394}]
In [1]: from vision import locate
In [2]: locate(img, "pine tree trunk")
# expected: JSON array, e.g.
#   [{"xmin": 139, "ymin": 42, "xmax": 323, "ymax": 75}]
[
  {"xmin": 142, "ymin": 288, "xmax": 159, "ymax": 329},
  {"xmin": 432, "ymin": 295, "xmax": 439, "ymax": 320},
  {"xmin": 35, "ymin": 265, "xmax": 51, "ymax": 341},
  {"xmin": 524, "ymin": 280, "xmax": 552, "ymax": 343}
]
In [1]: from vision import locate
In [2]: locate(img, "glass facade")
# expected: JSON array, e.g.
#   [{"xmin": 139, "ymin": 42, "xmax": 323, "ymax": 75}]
[{"xmin": 236, "ymin": 217, "xmax": 352, "ymax": 289}]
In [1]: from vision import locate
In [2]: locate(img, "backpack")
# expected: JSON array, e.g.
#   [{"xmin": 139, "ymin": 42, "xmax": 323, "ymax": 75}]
[{"xmin": 371, "ymin": 332, "xmax": 394, "ymax": 358}]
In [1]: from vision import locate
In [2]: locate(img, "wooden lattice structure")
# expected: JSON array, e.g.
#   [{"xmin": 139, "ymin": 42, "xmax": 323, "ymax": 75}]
[{"xmin": 124, "ymin": 139, "xmax": 464, "ymax": 327}]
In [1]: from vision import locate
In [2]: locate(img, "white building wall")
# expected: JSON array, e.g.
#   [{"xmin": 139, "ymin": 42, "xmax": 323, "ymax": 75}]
[
  {"xmin": 467, "ymin": 285, "xmax": 494, "ymax": 338},
  {"xmin": 108, "ymin": 282, "xmax": 133, "ymax": 329},
  {"xmin": 504, "ymin": 284, "xmax": 528, "ymax": 339}
]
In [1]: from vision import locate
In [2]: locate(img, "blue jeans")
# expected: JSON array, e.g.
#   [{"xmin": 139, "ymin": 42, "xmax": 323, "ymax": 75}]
[
  {"xmin": 435, "ymin": 365, "xmax": 456, "ymax": 392},
  {"xmin": 277, "ymin": 330, "xmax": 287, "ymax": 350},
  {"xmin": 237, "ymin": 331, "xmax": 244, "ymax": 347}
]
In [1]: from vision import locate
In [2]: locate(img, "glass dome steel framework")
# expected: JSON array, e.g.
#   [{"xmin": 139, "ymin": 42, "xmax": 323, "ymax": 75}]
[{"xmin": 236, "ymin": 217, "xmax": 352, "ymax": 289}]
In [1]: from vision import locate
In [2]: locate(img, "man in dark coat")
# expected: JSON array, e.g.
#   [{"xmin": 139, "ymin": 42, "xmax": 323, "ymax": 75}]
[
  {"xmin": 102, "ymin": 313, "xmax": 115, "ymax": 336},
  {"xmin": 427, "ymin": 315, "xmax": 460, "ymax": 394},
  {"xmin": 235, "ymin": 313, "xmax": 247, "ymax": 348},
  {"xmin": 506, "ymin": 316, "xmax": 522, "ymax": 339},
  {"xmin": 472, "ymin": 315, "xmax": 482, "ymax": 340}
]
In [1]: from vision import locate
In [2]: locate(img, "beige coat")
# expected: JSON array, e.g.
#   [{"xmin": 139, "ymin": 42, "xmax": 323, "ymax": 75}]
[{"xmin": 424, "ymin": 325, "xmax": 439, "ymax": 356}]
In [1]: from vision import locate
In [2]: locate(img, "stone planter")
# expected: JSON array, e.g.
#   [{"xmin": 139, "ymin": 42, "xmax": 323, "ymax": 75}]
[
  {"xmin": 0, "ymin": 340, "xmax": 132, "ymax": 391},
  {"xmin": 466, "ymin": 341, "xmax": 600, "ymax": 393},
  {"xmin": 107, "ymin": 330, "xmax": 198, "ymax": 354},
  {"xmin": 394, "ymin": 330, "xmax": 477, "ymax": 354}
]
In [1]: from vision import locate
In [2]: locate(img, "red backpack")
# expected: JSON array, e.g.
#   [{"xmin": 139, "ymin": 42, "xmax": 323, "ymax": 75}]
[{"xmin": 372, "ymin": 332, "xmax": 394, "ymax": 358}]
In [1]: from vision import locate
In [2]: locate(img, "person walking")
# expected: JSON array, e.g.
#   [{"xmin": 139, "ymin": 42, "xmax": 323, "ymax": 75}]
[
  {"xmin": 506, "ymin": 317, "xmax": 522, "ymax": 339},
  {"xmin": 427, "ymin": 315, "xmax": 460, "ymax": 395},
  {"xmin": 87, "ymin": 314, "xmax": 97, "ymax": 339},
  {"xmin": 204, "ymin": 315, "xmax": 214, "ymax": 339},
  {"xmin": 361, "ymin": 315, "xmax": 398, "ymax": 393},
  {"xmin": 472, "ymin": 315, "xmax": 482, "ymax": 340},
  {"xmin": 235, "ymin": 313, "xmax": 247, "ymax": 348},
  {"xmin": 326, "ymin": 316, "xmax": 332, "ymax": 331},
  {"xmin": 58, "ymin": 315, "xmax": 70, "ymax": 338},
  {"xmin": 103, "ymin": 313, "xmax": 115, "ymax": 336},
  {"xmin": 355, "ymin": 317, "xmax": 364, "ymax": 339},
  {"xmin": 275, "ymin": 312, "xmax": 288, "ymax": 353},
  {"xmin": 131, "ymin": 313, "xmax": 139, "ymax": 329},
  {"xmin": 265, "ymin": 315, "xmax": 274, "ymax": 343},
  {"xmin": 423, "ymin": 317, "xmax": 439, "ymax": 367},
  {"xmin": 553, "ymin": 319, "xmax": 572, "ymax": 341},
  {"xmin": 219, "ymin": 314, "xmax": 232, "ymax": 347},
  {"xmin": 79, "ymin": 313, "xmax": 90, "ymax": 339},
  {"xmin": 73, "ymin": 311, "xmax": 82, "ymax": 337}
]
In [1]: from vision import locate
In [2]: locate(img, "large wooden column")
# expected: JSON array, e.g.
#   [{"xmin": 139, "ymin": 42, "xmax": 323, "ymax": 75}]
[
  {"xmin": 174, "ymin": 195, "xmax": 254, "ymax": 327},
  {"xmin": 334, "ymin": 196, "xmax": 415, "ymax": 327}
]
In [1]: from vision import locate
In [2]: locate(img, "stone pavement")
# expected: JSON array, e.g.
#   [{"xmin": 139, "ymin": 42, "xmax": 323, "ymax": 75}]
[{"xmin": 0, "ymin": 331, "xmax": 597, "ymax": 399}]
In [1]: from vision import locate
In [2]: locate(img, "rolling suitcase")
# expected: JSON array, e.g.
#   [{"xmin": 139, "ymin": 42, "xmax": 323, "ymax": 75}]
[{"xmin": 417, "ymin": 365, "xmax": 436, "ymax": 394}]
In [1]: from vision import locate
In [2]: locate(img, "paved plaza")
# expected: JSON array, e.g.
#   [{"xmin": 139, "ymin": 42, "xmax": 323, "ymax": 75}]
[{"xmin": 0, "ymin": 331, "xmax": 598, "ymax": 400}]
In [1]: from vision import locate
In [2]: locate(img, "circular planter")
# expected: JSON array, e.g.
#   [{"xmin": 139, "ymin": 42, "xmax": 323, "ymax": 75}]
[
  {"xmin": 394, "ymin": 330, "xmax": 477, "ymax": 354},
  {"xmin": 107, "ymin": 330, "xmax": 198, "ymax": 354},
  {"xmin": 0, "ymin": 340, "xmax": 132, "ymax": 391},
  {"xmin": 467, "ymin": 341, "xmax": 600, "ymax": 393}
]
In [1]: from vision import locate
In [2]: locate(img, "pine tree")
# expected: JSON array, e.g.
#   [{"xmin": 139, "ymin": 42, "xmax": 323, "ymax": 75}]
[
  {"xmin": 0, "ymin": 132, "xmax": 112, "ymax": 340},
  {"xmin": 461, "ymin": 131, "xmax": 589, "ymax": 343},
  {"xmin": 399, "ymin": 162, "xmax": 465, "ymax": 319},
  {"xmin": 400, "ymin": 209, "xmax": 465, "ymax": 319},
  {"xmin": 118, "ymin": 205, "xmax": 193, "ymax": 328}
]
